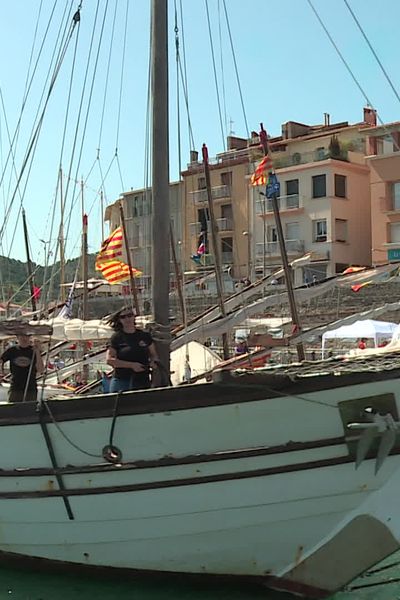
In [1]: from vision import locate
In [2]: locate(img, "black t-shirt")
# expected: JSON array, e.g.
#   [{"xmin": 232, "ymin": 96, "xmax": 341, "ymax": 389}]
[
  {"xmin": 1, "ymin": 345, "xmax": 37, "ymax": 390},
  {"xmin": 109, "ymin": 329, "xmax": 153, "ymax": 381}
]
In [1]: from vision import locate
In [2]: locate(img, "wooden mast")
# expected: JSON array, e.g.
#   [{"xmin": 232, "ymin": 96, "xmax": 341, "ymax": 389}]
[
  {"xmin": 202, "ymin": 144, "xmax": 230, "ymax": 360},
  {"xmin": 259, "ymin": 125, "xmax": 305, "ymax": 361},
  {"xmin": 151, "ymin": 0, "xmax": 170, "ymax": 382},
  {"xmin": 22, "ymin": 208, "xmax": 37, "ymax": 317}
]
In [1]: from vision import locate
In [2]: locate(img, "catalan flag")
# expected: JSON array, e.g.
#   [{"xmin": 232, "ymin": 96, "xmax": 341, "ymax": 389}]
[
  {"xmin": 95, "ymin": 227, "xmax": 142, "ymax": 284},
  {"xmin": 251, "ymin": 154, "xmax": 273, "ymax": 186},
  {"xmin": 96, "ymin": 227, "xmax": 124, "ymax": 262},
  {"xmin": 96, "ymin": 259, "xmax": 141, "ymax": 284}
]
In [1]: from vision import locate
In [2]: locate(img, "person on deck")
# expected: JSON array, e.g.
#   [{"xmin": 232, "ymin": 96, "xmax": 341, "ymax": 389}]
[
  {"xmin": 0, "ymin": 334, "xmax": 44, "ymax": 402},
  {"xmin": 106, "ymin": 308, "xmax": 159, "ymax": 393},
  {"xmin": 358, "ymin": 338, "xmax": 367, "ymax": 350}
]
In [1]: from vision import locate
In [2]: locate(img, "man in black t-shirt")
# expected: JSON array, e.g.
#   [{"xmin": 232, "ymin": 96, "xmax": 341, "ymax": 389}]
[{"xmin": 0, "ymin": 335, "xmax": 44, "ymax": 402}]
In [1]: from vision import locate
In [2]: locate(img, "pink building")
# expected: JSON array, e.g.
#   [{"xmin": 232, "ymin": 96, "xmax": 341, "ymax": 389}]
[{"xmin": 365, "ymin": 122, "xmax": 400, "ymax": 265}]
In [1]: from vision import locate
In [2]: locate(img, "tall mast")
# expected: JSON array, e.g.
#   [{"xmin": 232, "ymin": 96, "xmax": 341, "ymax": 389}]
[
  {"xmin": 81, "ymin": 181, "xmax": 88, "ymax": 321},
  {"xmin": 59, "ymin": 167, "xmax": 65, "ymax": 303},
  {"xmin": 22, "ymin": 208, "xmax": 37, "ymax": 317},
  {"xmin": 259, "ymin": 125, "xmax": 305, "ymax": 361},
  {"xmin": 151, "ymin": 0, "xmax": 170, "ymax": 381},
  {"xmin": 202, "ymin": 144, "xmax": 230, "ymax": 360}
]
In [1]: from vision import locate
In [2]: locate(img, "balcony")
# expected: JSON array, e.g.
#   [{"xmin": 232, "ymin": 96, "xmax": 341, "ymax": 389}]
[
  {"xmin": 271, "ymin": 148, "xmax": 349, "ymax": 170},
  {"xmin": 189, "ymin": 184, "xmax": 231, "ymax": 206},
  {"xmin": 216, "ymin": 217, "xmax": 233, "ymax": 231},
  {"xmin": 189, "ymin": 221, "xmax": 210, "ymax": 236},
  {"xmin": 256, "ymin": 239, "xmax": 305, "ymax": 258},
  {"xmin": 221, "ymin": 251, "xmax": 233, "ymax": 264},
  {"xmin": 256, "ymin": 194, "xmax": 301, "ymax": 215}
]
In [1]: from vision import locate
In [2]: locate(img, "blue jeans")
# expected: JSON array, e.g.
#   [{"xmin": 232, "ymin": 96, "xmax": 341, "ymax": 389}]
[{"xmin": 109, "ymin": 376, "xmax": 150, "ymax": 393}]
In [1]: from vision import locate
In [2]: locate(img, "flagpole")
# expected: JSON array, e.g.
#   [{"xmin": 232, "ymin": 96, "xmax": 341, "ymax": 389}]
[
  {"xmin": 202, "ymin": 143, "xmax": 230, "ymax": 360},
  {"xmin": 22, "ymin": 208, "xmax": 37, "ymax": 318},
  {"xmin": 170, "ymin": 222, "xmax": 186, "ymax": 323},
  {"xmin": 119, "ymin": 202, "xmax": 140, "ymax": 315},
  {"xmin": 258, "ymin": 124, "xmax": 305, "ymax": 362}
]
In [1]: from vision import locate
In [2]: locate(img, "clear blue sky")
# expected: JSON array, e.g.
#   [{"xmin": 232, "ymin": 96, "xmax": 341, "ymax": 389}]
[{"xmin": 0, "ymin": 0, "xmax": 399, "ymax": 265}]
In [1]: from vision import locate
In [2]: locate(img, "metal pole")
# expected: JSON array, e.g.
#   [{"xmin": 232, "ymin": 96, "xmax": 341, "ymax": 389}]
[
  {"xmin": 119, "ymin": 202, "xmax": 140, "ymax": 315},
  {"xmin": 59, "ymin": 167, "xmax": 65, "ymax": 303},
  {"xmin": 22, "ymin": 208, "xmax": 37, "ymax": 317},
  {"xmin": 170, "ymin": 222, "xmax": 186, "ymax": 324},
  {"xmin": 202, "ymin": 144, "xmax": 230, "ymax": 360},
  {"xmin": 151, "ymin": 0, "xmax": 170, "ymax": 382},
  {"xmin": 258, "ymin": 125, "xmax": 305, "ymax": 361}
]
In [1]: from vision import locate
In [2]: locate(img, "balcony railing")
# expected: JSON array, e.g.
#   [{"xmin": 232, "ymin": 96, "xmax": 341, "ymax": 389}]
[
  {"xmin": 256, "ymin": 194, "xmax": 301, "ymax": 215},
  {"xmin": 189, "ymin": 184, "xmax": 231, "ymax": 205},
  {"xmin": 221, "ymin": 251, "xmax": 233, "ymax": 264},
  {"xmin": 216, "ymin": 217, "xmax": 233, "ymax": 231},
  {"xmin": 256, "ymin": 239, "xmax": 305, "ymax": 257},
  {"xmin": 189, "ymin": 221, "xmax": 210, "ymax": 236},
  {"xmin": 271, "ymin": 148, "xmax": 349, "ymax": 169}
]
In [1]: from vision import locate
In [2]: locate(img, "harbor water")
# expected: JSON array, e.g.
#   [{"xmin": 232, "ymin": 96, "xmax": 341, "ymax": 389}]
[{"xmin": 1, "ymin": 552, "xmax": 399, "ymax": 600}]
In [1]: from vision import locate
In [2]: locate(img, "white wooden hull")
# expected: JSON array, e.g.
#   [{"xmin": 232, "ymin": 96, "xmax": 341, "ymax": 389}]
[{"xmin": 0, "ymin": 372, "xmax": 399, "ymax": 597}]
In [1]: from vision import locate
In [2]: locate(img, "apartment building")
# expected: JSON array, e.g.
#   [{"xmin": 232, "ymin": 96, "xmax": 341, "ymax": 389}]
[
  {"xmin": 365, "ymin": 122, "xmax": 400, "ymax": 266},
  {"xmin": 182, "ymin": 140, "xmax": 252, "ymax": 281},
  {"xmin": 183, "ymin": 108, "xmax": 376, "ymax": 287},
  {"xmin": 104, "ymin": 181, "xmax": 183, "ymax": 295},
  {"xmin": 252, "ymin": 109, "xmax": 378, "ymax": 285}
]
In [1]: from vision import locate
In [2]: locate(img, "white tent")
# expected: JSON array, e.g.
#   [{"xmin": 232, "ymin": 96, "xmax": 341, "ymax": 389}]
[{"xmin": 321, "ymin": 319, "xmax": 397, "ymax": 358}]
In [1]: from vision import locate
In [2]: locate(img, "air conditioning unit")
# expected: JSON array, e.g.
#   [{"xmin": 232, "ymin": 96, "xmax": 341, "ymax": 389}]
[{"xmin": 292, "ymin": 152, "xmax": 301, "ymax": 165}]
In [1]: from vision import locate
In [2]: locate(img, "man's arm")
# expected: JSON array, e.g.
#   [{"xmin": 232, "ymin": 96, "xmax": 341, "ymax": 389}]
[
  {"xmin": 33, "ymin": 340, "xmax": 44, "ymax": 375},
  {"xmin": 148, "ymin": 342, "xmax": 159, "ymax": 369}
]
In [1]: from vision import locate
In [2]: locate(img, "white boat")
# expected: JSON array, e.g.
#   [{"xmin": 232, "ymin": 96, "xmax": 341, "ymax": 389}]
[
  {"xmin": 2, "ymin": 2, "xmax": 400, "ymax": 598},
  {"xmin": 1, "ymin": 352, "xmax": 400, "ymax": 599}
]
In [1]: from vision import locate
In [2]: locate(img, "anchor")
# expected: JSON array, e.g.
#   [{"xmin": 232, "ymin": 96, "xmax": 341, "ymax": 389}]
[{"xmin": 347, "ymin": 407, "xmax": 399, "ymax": 474}]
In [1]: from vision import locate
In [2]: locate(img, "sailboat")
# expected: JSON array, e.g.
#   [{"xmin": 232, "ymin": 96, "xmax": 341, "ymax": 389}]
[{"xmin": 3, "ymin": 2, "xmax": 400, "ymax": 599}]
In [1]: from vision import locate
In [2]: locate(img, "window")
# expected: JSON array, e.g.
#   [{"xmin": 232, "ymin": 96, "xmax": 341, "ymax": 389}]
[
  {"xmin": 132, "ymin": 223, "xmax": 141, "ymax": 246},
  {"xmin": 335, "ymin": 174, "xmax": 347, "ymax": 198},
  {"xmin": 313, "ymin": 219, "xmax": 327, "ymax": 242},
  {"xmin": 392, "ymin": 182, "xmax": 400, "ymax": 211},
  {"xmin": 221, "ymin": 171, "xmax": 232, "ymax": 187},
  {"xmin": 267, "ymin": 226, "xmax": 277, "ymax": 242},
  {"xmin": 315, "ymin": 147, "xmax": 326, "ymax": 160},
  {"xmin": 221, "ymin": 204, "xmax": 233, "ymax": 219},
  {"xmin": 335, "ymin": 263, "xmax": 349, "ymax": 274},
  {"xmin": 133, "ymin": 195, "xmax": 143, "ymax": 217},
  {"xmin": 221, "ymin": 237, "xmax": 233, "ymax": 263},
  {"xmin": 198, "ymin": 177, "xmax": 206, "ymax": 190},
  {"xmin": 335, "ymin": 218, "xmax": 348, "ymax": 242},
  {"xmin": 312, "ymin": 174, "xmax": 326, "ymax": 198},
  {"xmin": 286, "ymin": 179, "xmax": 299, "ymax": 208},
  {"xmin": 286, "ymin": 222, "xmax": 299, "ymax": 240},
  {"xmin": 286, "ymin": 179, "xmax": 299, "ymax": 196},
  {"xmin": 390, "ymin": 223, "xmax": 400, "ymax": 243}
]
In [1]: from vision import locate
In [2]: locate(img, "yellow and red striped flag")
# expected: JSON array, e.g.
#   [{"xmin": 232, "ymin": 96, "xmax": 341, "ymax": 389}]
[
  {"xmin": 95, "ymin": 227, "xmax": 142, "ymax": 284},
  {"xmin": 251, "ymin": 154, "xmax": 273, "ymax": 186},
  {"xmin": 96, "ymin": 259, "xmax": 142, "ymax": 284},
  {"xmin": 96, "ymin": 226, "xmax": 124, "ymax": 262}
]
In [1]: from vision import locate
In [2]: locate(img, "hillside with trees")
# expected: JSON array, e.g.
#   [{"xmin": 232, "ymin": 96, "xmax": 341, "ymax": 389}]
[{"xmin": 0, "ymin": 254, "xmax": 97, "ymax": 303}]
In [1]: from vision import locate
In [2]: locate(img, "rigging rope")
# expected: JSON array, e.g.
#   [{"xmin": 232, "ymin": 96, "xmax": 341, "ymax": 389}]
[
  {"xmin": 343, "ymin": 0, "xmax": 400, "ymax": 108},
  {"xmin": 0, "ymin": 3, "xmax": 82, "ymax": 248},
  {"xmin": 204, "ymin": 0, "xmax": 226, "ymax": 151},
  {"xmin": 306, "ymin": 0, "xmax": 400, "ymax": 152},
  {"xmin": 222, "ymin": 0, "xmax": 250, "ymax": 139}
]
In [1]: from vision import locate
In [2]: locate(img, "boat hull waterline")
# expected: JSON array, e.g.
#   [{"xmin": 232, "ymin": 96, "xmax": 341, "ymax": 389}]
[{"xmin": 0, "ymin": 372, "xmax": 400, "ymax": 598}]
